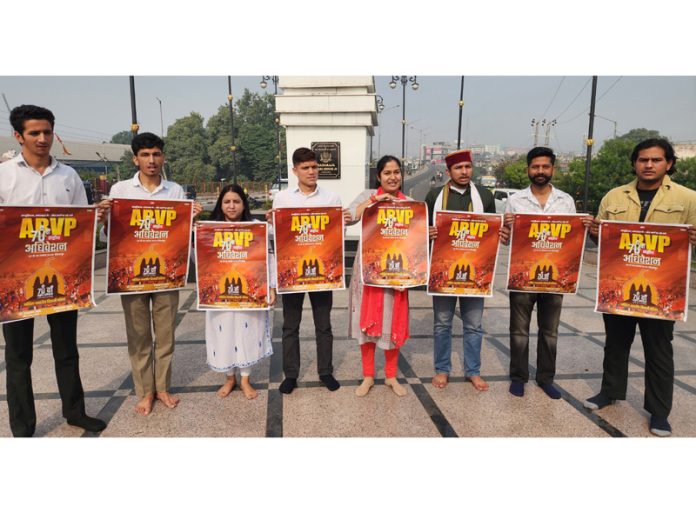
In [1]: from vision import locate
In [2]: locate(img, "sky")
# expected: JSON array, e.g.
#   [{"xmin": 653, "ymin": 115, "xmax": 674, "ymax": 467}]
[{"xmin": 1, "ymin": 75, "xmax": 694, "ymax": 158}]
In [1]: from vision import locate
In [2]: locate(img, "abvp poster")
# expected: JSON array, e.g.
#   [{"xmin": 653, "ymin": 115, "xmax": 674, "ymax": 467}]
[{"xmin": 0, "ymin": 205, "xmax": 97, "ymax": 323}]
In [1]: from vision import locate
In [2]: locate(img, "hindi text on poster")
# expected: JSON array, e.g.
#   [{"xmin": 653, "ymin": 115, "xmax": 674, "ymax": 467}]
[
  {"xmin": 274, "ymin": 207, "xmax": 345, "ymax": 293},
  {"xmin": 361, "ymin": 200, "xmax": 429, "ymax": 288},
  {"xmin": 107, "ymin": 198, "xmax": 193, "ymax": 294},
  {"xmin": 428, "ymin": 211, "xmax": 502, "ymax": 297},
  {"xmin": 195, "ymin": 222, "xmax": 270, "ymax": 310},
  {"xmin": 0, "ymin": 206, "xmax": 97, "ymax": 323},
  {"xmin": 595, "ymin": 221, "xmax": 691, "ymax": 321},
  {"xmin": 507, "ymin": 213, "xmax": 587, "ymax": 294}
]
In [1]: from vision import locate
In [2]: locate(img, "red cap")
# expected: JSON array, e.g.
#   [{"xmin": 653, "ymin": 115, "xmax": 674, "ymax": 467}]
[{"xmin": 445, "ymin": 149, "xmax": 472, "ymax": 168}]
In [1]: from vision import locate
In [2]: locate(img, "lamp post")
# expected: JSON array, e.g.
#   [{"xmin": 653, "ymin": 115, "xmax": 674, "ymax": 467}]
[
  {"xmin": 155, "ymin": 97, "xmax": 164, "ymax": 137},
  {"xmin": 129, "ymin": 76, "xmax": 139, "ymax": 136},
  {"xmin": 389, "ymin": 76, "xmax": 419, "ymax": 164},
  {"xmin": 227, "ymin": 76, "xmax": 238, "ymax": 184},
  {"xmin": 376, "ymin": 103, "xmax": 399, "ymax": 161},
  {"xmin": 594, "ymin": 113, "xmax": 618, "ymax": 138},
  {"xmin": 260, "ymin": 75, "xmax": 283, "ymax": 184},
  {"xmin": 457, "ymin": 76, "xmax": 465, "ymax": 149},
  {"xmin": 583, "ymin": 76, "xmax": 599, "ymax": 213}
]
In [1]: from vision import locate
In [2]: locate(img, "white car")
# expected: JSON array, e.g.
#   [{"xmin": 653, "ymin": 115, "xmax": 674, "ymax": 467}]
[
  {"xmin": 493, "ymin": 188, "xmax": 521, "ymax": 213},
  {"xmin": 268, "ymin": 179, "xmax": 288, "ymax": 201}
]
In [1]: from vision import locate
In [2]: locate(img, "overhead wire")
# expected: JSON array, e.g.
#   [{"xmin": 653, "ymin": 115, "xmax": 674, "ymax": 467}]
[
  {"xmin": 540, "ymin": 77, "xmax": 565, "ymax": 119},
  {"xmin": 555, "ymin": 77, "xmax": 592, "ymax": 121}
]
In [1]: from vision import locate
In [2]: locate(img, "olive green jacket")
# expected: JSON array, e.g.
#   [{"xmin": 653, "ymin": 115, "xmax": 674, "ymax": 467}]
[{"xmin": 597, "ymin": 175, "xmax": 696, "ymax": 225}]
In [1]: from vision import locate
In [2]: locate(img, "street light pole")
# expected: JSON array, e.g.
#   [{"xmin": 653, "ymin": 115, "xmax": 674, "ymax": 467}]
[
  {"xmin": 227, "ymin": 76, "xmax": 237, "ymax": 184},
  {"xmin": 156, "ymin": 97, "xmax": 164, "ymax": 137},
  {"xmin": 583, "ymin": 75, "xmax": 598, "ymax": 213},
  {"xmin": 261, "ymin": 76, "xmax": 282, "ymax": 184},
  {"xmin": 390, "ymin": 76, "xmax": 419, "ymax": 164},
  {"xmin": 129, "ymin": 76, "xmax": 139, "ymax": 135},
  {"xmin": 457, "ymin": 76, "xmax": 464, "ymax": 149}
]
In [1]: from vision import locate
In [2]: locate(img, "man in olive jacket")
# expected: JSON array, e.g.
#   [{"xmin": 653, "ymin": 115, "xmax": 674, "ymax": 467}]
[{"xmin": 584, "ymin": 138, "xmax": 696, "ymax": 437}]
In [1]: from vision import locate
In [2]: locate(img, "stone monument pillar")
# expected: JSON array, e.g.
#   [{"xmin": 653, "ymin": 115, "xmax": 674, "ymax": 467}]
[{"xmin": 275, "ymin": 76, "xmax": 377, "ymax": 235}]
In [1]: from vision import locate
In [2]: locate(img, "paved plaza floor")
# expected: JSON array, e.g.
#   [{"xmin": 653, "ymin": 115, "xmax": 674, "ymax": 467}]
[{"xmin": 2, "ymin": 250, "xmax": 696, "ymax": 439}]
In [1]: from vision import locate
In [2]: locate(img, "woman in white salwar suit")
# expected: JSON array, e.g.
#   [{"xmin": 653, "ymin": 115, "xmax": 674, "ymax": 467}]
[{"xmin": 203, "ymin": 184, "xmax": 276, "ymax": 399}]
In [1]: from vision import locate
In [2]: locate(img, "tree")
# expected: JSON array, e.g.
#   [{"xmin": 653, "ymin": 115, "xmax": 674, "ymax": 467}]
[
  {"xmin": 164, "ymin": 113, "xmax": 215, "ymax": 183},
  {"xmin": 204, "ymin": 89, "xmax": 287, "ymax": 183},
  {"xmin": 113, "ymin": 149, "xmax": 135, "ymax": 180},
  {"xmin": 672, "ymin": 156, "xmax": 696, "ymax": 190},
  {"xmin": 502, "ymin": 158, "xmax": 529, "ymax": 189},
  {"xmin": 616, "ymin": 128, "xmax": 661, "ymax": 145},
  {"xmin": 110, "ymin": 131, "xmax": 133, "ymax": 145}
]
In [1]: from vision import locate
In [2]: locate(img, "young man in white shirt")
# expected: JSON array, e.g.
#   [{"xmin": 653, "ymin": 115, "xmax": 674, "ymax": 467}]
[
  {"xmin": 0, "ymin": 104, "xmax": 106, "ymax": 437},
  {"xmin": 504, "ymin": 147, "xmax": 592, "ymax": 399},
  {"xmin": 268, "ymin": 147, "xmax": 341, "ymax": 394},
  {"xmin": 99, "ymin": 132, "xmax": 202, "ymax": 415}
]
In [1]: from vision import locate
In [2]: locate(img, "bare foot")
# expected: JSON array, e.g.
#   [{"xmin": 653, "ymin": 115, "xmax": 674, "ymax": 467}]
[
  {"xmin": 156, "ymin": 391, "xmax": 180, "ymax": 408},
  {"xmin": 134, "ymin": 394, "xmax": 154, "ymax": 416},
  {"xmin": 466, "ymin": 375, "xmax": 489, "ymax": 391},
  {"xmin": 385, "ymin": 377, "xmax": 407, "ymax": 397},
  {"xmin": 432, "ymin": 373, "xmax": 449, "ymax": 389},
  {"xmin": 355, "ymin": 377, "xmax": 374, "ymax": 397},
  {"xmin": 240, "ymin": 376, "xmax": 258, "ymax": 400},
  {"xmin": 217, "ymin": 376, "xmax": 237, "ymax": 397}
]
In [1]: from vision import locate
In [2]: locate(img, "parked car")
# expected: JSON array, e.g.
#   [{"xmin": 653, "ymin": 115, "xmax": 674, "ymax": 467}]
[
  {"xmin": 493, "ymin": 188, "xmax": 521, "ymax": 213},
  {"xmin": 183, "ymin": 184, "xmax": 197, "ymax": 200},
  {"xmin": 268, "ymin": 179, "xmax": 288, "ymax": 201}
]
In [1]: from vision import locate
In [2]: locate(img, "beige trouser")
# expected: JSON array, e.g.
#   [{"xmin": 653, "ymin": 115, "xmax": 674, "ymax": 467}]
[{"xmin": 120, "ymin": 290, "xmax": 179, "ymax": 397}]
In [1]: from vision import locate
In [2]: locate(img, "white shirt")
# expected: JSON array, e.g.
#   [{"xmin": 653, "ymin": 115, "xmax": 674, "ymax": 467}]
[
  {"xmin": 505, "ymin": 184, "xmax": 576, "ymax": 214},
  {"xmin": 272, "ymin": 185, "xmax": 341, "ymax": 209},
  {"xmin": 107, "ymin": 171, "xmax": 185, "ymax": 200},
  {"xmin": 0, "ymin": 154, "xmax": 87, "ymax": 206},
  {"xmin": 101, "ymin": 172, "xmax": 186, "ymax": 241}
]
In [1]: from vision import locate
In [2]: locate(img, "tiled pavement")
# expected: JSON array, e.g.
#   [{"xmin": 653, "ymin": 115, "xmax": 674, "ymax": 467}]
[{"xmin": 2, "ymin": 250, "xmax": 695, "ymax": 439}]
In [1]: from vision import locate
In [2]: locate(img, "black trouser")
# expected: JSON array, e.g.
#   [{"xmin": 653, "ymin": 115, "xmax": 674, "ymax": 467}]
[
  {"xmin": 281, "ymin": 291, "xmax": 334, "ymax": 379},
  {"xmin": 509, "ymin": 291, "xmax": 563, "ymax": 385},
  {"xmin": 601, "ymin": 313, "xmax": 674, "ymax": 417},
  {"xmin": 3, "ymin": 310, "xmax": 86, "ymax": 437}
]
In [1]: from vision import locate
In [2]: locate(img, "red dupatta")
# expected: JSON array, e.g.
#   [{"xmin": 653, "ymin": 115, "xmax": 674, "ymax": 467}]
[{"xmin": 359, "ymin": 187, "xmax": 410, "ymax": 348}]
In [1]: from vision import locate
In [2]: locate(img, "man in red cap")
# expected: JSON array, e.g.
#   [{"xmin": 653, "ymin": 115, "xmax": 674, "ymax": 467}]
[{"xmin": 425, "ymin": 149, "xmax": 506, "ymax": 390}]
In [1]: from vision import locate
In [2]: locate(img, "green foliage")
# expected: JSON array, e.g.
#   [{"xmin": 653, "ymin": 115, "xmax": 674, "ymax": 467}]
[
  {"xmin": 114, "ymin": 150, "xmax": 134, "ymax": 180},
  {"xmin": 164, "ymin": 113, "xmax": 215, "ymax": 183},
  {"xmin": 110, "ymin": 130, "xmax": 133, "ymax": 144},
  {"xmin": 672, "ymin": 156, "xmax": 696, "ymax": 190},
  {"xmin": 204, "ymin": 91, "xmax": 285, "ymax": 183},
  {"xmin": 616, "ymin": 128, "xmax": 661, "ymax": 144},
  {"xmin": 502, "ymin": 158, "xmax": 529, "ymax": 189}
]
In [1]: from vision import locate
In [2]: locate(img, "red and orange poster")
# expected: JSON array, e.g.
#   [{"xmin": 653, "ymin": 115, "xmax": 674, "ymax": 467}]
[
  {"xmin": 0, "ymin": 205, "xmax": 97, "ymax": 324},
  {"xmin": 107, "ymin": 198, "xmax": 193, "ymax": 294},
  {"xmin": 361, "ymin": 200, "xmax": 429, "ymax": 288},
  {"xmin": 274, "ymin": 206, "xmax": 344, "ymax": 293},
  {"xmin": 428, "ymin": 211, "xmax": 502, "ymax": 297},
  {"xmin": 507, "ymin": 213, "xmax": 587, "ymax": 294},
  {"xmin": 595, "ymin": 221, "xmax": 691, "ymax": 321},
  {"xmin": 195, "ymin": 221, "xmax": 270, "ymax": 310}
]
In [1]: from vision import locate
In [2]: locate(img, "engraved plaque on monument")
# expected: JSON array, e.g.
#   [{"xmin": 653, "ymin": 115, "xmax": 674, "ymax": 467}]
[{"xmin": 311, "ymin": 142, "xmax": 341, "ymax": 179}]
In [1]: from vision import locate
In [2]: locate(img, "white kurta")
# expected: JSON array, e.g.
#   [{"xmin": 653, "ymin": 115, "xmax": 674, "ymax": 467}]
[{"xmin": 205, "ymin": 309, "xmax": 273, "ymax": 372}]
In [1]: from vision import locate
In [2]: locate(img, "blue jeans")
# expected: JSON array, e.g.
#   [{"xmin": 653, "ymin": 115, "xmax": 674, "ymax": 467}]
[{"xmin": 433, "ymin": 295, "xmax": 484, "ymax": 377}]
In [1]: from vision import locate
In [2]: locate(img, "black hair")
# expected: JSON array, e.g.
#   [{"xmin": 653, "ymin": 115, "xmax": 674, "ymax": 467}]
[
  {"xmin": 292, "ymin": 147, "xmax": 317, "ymax": 166},
  {"xmin": 526, "ymin": 146, "xmax": 556, "ymax": 166},
  {"xmin": 10, "ymin": 104, "xmax": 55, "ymax": 133},
  {"xmin": 375, "ymin": 155, "xmax": 402, "ymax": 187},
  {"xmin": 131, "ymin": 132, "xmax": 164, "ymax": 155},
  {"xmin": 630, "ymin": 138, "xmax": 676, "ymax": 175},
  {"xmin": 211, "ymin": 184, "xmax": 252, "ymax": 222}
]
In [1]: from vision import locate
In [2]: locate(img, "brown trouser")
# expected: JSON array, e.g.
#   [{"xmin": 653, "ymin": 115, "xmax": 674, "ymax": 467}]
[{"xmin": 120, "ymin": 290, "xmax": 179, "ymax": 397}]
